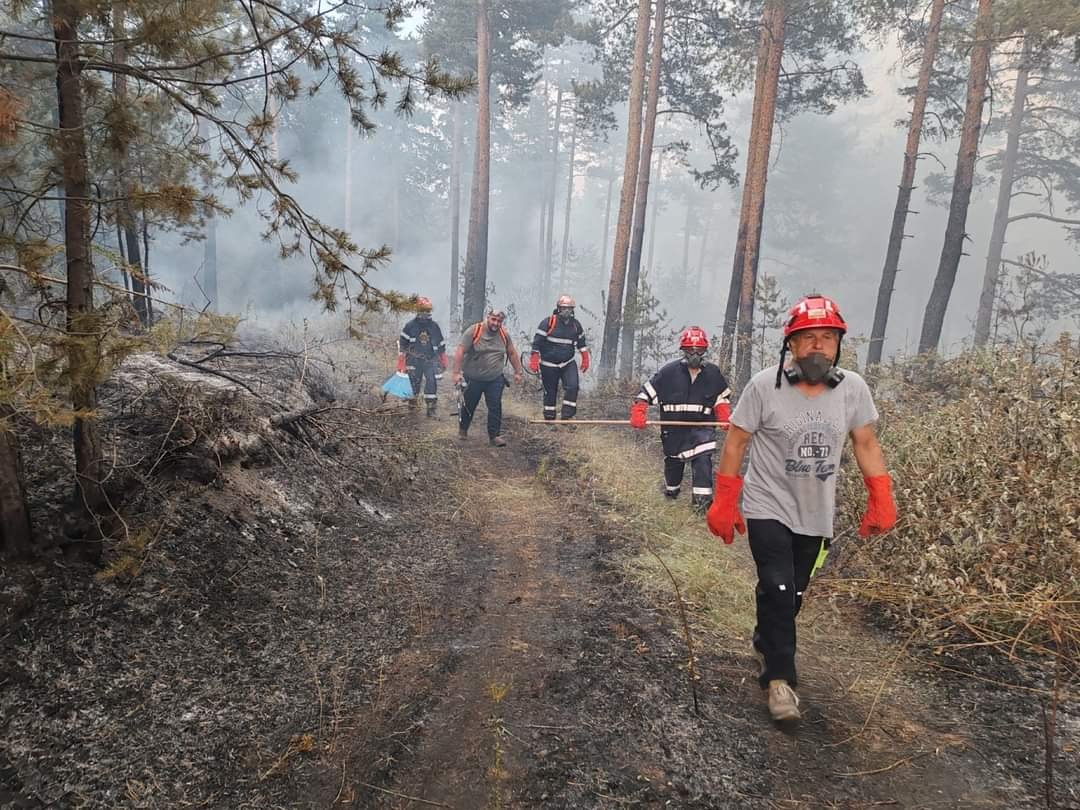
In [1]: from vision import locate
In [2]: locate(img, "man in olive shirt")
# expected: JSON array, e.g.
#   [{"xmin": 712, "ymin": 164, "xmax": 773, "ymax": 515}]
[{"xmin": 451, "ymin": 309, "xmax": 524, "ymax": 447}]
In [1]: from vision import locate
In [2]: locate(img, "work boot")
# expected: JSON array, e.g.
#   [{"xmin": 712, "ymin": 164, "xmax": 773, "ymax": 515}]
[
  {"xmin": 767, "ymin": 680, "xmax": 801, "ymax": 723},
  {"xmin": 691, "ymin": 495, "xmax": 712, "ymax": 513},
  {"xmin": 458, "ymin": 427, "xmax": 468, "ymax": 441},
  {"xmin": 426, "ymin": 400, "xmax": 437, "ymax": 418},
  {"xmin": 489, "ymin": 435, "xmax": 507, "ymax": 447},
  {"xmin": 663, "ymin": 486, "xmax": 680, "ymax": 500}
]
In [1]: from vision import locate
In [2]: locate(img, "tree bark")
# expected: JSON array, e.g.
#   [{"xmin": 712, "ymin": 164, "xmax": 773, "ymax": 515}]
[
  {"xmin": 449, "ymin": 103, "xmax": 462, "ymax": 326},
  {"xmin": 718, "ymin": 1, "xmax": 775, "ymax": 374},
  {"xmin": 599, "ymin": 0, "xmax": 651, "ymax": 374},
  {"xmin": 618, "ymin": 0, "xmax": 667, "ymax": 378},
  {"xmin": 733, "ymin": 1, "xmax": 787, "ymax": 388},
  {"xmin": 867, "ymin": 0, "xmax": 946, "ymax": 366},
  {"xmin": 54, "ymin": 0, "xmax": 107, "ymax": 541},
  {"xmin": 543, "ymin": 84, "xmax": 564, "ymax": 304},
  {"xmin": 558, "ymin": 99, "xmax": 578, "ymax": 291},
  {"xmin": 645, "ymin": 150, "xmax": 663, "ymax": 276},
  {"xmin": 918, "ymin": 0, "xmax": 994, "ymax": 355},
  {"xmin": 0, "ymin": 407, "xmax": 33, "ymax": 558},
  {"xmin": 974, "ymin": 35, "xmax": 1031, "ymax": 347},
  {"xmin": 196, "ymin": 115, "xmax": 217, "ymax": 310},
  {"xmin": 111, "ymin": 3, "xmax": 149, "ymax": 328},
  {"xmin": 462, "ymin": 0, "xmax": 492, "ymax": 325}
]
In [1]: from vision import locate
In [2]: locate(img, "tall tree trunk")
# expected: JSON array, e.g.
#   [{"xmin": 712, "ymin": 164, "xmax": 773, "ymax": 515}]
[
  {"xmin": 54, "ymin": 0, "xmax": 107, "ymax": 539},
  {"xmin": 868, "ymin": 0, "xmax": 946, "ymax": 366},
  {"xmin": 197, "ymin": 117, "xmax": 217, "ymax": 310},
  {"xmin": 543, "ymin": 84, "xmax": 564, "ymax": 304},
  {"xmin": 600, "ymin": 166, "xmax": 615, "ymax": 283},
  {"xmin": 645, "ymin": 150, "xmax": 663, "ymax": 275},
  {"xmin": 462, "ymin": 0, "xmax": 492, "ymax": 325},
  {"xmin": 204, "ymin": 206, "xmax": 217, "ymax": 311},
  {"xmin": 115, "ymin": 221, "xmax": 130, "ymax": 291},
  {"xmin": 141, "ymin": 215, "xmax": 153, "ymax": 323},
  {"xmin": 449, "ymin": 104, "xmax": 462, "ymax": 326},
  {"xmin": 718, "ymin": 2, "xmax": 775, "ymax": 374},
  {"xmin": 619, "ymin": 0, "xmax": 667, "ymax": 378},
  {"xmin": 537, "ymin": 80, "xmax": 549, "ymax": 285},
  {"xmin": 974, "ymin": 35, "xmax": 1031, "ymax": 347},
  {"xmin": 599, "ymin": 0, "xmax": 651, "ymax": 374},
  {"xmin": 111, "ymin": 3, "xmax": 148, "ymax": 328},
  {"xmin": 733, "ymin": 1, "xmax": 787, "ymax": 388},
  {"xmin": 558, "ymin": 100, "xmax": 578, "ymax": 291},
  {"xmin": 918, "ymin": 0, "xmax": 994, "ymax": 355},
  {"xmin": 0, "ymin": 406, "xmax": 33, "ymax": 557}
]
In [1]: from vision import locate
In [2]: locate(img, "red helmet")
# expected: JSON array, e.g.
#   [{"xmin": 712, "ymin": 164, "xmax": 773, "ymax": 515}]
[
  {"xmin": 556, "ymin": 294, "xmax": 575, "ymax": 308},
  {"xmin": 415, "ymin": 296, "xmax": 433, "ymax": 311},
  {"xmin": 783, "ymin": 295, "xmax": 846, "ymax": 337},
  {"xmin": 678, "ymin": 326, "xmax": 709, "ymax": 351}
]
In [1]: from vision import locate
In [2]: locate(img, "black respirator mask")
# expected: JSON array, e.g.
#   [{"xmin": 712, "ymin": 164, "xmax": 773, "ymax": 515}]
[
  {"xmin": 557, "ymin": 307, "xmax": 574, "ymax": 323},
  {"xmin": 417, "ymin": 311, "xmax": 432, "ymax": 321},
  {"xmin": 783, "ymin": 351, "xmax": 845, "ymax": 387},
  {"xmin": 683, "ymin": 349, "xmax": 706, "ymax": 369}
]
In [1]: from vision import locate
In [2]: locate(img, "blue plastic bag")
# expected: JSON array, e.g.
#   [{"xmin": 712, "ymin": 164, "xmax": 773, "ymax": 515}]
[{"xmin": 381, "ymin": 371, "xmax": 414, "ymax": 399}]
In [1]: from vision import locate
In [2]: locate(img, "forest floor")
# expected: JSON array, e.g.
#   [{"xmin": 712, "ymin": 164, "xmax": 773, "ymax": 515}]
[{"xmin": 1, "ymin": 346, "xmax": 1077, "ymax": 809}]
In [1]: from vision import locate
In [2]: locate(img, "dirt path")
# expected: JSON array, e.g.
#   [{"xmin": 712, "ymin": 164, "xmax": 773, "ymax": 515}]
[{"xmin": 341, "ymin": 415, "xmax": 1071, "ymax": 809}]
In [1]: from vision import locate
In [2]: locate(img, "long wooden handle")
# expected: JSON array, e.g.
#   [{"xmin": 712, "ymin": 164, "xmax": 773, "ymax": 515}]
[{"xmin": 526, "ymin": 418, "xmax": 718, "ymax": 427}]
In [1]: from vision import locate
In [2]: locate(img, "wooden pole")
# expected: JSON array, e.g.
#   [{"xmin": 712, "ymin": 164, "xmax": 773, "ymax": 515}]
[{"xmin": 527, "ymin": 419, "xmax": 722, "ymax": 427}]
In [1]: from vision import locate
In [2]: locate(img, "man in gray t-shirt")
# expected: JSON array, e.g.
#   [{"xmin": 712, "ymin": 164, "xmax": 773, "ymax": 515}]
[
  {"xmin": 706, "ymin": 295, "xmax": 897, "ymax": 724},
  {"xmin": 451, "ymin": 309, "xmax": 523, "ymax": 447}
]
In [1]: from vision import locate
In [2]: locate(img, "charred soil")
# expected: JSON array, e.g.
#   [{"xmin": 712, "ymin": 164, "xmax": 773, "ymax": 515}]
[{"xmin": 2, "ymin": 359, "xmax": 1077, "ymax": 808}]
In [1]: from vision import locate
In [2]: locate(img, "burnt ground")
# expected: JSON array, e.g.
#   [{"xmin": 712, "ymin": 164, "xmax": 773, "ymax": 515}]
[{"xmin": 2, "ymin": 356, "xmax": 1078, "ymax": 809}]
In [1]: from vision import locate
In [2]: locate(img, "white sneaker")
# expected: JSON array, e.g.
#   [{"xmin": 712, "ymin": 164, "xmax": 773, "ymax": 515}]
[{"xmin": 767, "ymin": 679, "xmax": 801, "ymax": 722}]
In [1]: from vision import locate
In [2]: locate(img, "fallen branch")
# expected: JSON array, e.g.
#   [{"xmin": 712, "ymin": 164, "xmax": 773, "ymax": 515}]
[{"xmin": 166, "ymin": 351, "xmax": 264, "ymax": 397}]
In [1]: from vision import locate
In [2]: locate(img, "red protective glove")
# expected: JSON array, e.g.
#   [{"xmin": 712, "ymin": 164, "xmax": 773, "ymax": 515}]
[
  {"xmin": 706, "ymin": 474, "xmax": 746, "ymax": 545},
  {"xmin": 579, "ymin": 350, "xmax": 590, "ymax": 374},
  {"xmin": 715, "ymin": 401, "xmax": 731, "ymax": 431},
  {"xmin": 396, "ymin": 353, "xmax": 407, "ymax": 373},
  {"xmin": 859, "ymin": 474, "xmax": 897, "ymax": 537},
  {"xmin": 438, "ymin": 353, "xmax": 449, "ymax": 370},
  {"xmin": 630, "ymin": 400, "xmax": 648, "ymax": 430},
  {"xmin": 528, "ymin": 352, "xmax": 541, "ymax": 374}
]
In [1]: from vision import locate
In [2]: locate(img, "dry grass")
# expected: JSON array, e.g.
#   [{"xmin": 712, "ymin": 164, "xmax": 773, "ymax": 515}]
[
  {"xmin": 829, "ymin": 341, "xmax": 1080, "ymax": 680},
  {"xmin": 534, "ymin": 418, "xmax": 758, "ymax": 644}
]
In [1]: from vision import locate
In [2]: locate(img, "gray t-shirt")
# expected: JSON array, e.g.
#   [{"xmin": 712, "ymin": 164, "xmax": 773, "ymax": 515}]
[
  {"xmin": 731, "ymin": 365, "xmax": 879, "ymax": 538},
  {"xmin": 460, "ymin": 324, "xmax": 514, "ymax": 382}
]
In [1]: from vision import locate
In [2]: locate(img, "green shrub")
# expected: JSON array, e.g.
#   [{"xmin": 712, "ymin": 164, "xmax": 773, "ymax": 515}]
[{"xmin": 832, "ymin": 340, "xmax": 1079, "ymax": 672}]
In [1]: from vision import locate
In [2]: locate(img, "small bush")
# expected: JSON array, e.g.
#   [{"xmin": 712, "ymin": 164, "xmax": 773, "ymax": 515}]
[{"xmin": 831, "ymin": 340, "xmax": 1080, "ymax": 675}]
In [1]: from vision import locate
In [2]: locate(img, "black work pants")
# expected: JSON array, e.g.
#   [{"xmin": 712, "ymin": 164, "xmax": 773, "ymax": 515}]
[
  {"xmin": 407, "ymin": 358, "xmax": 439, "ymax": 405},
  {"xmin": 663, "ymin": 453, "xmax": 713, "ymax": 501},
  {"xmin": 748, "ymin": 518, "xmax": 827, "ymax": 688},
  {"xmin": 540, "ymin": 361, "xmax": 579, "ymax": 420},
  {"xmin": 459, "ymin": 376, "xmax": 505, "ymax": 438}
]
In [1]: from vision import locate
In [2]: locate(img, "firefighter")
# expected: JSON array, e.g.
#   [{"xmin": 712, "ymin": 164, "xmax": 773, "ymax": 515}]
[
  {"xmin": 451, "ymin": 308, "xmax": 524, "ymax": 447},
  {"xmin": 528, "ymin": 294, "xmax": 590, "ymax": 421},
  {"xmin": 706, "ymin": 294, "xmax": 897, "ymax": 723},
  {"xmin": 630, "ymin": 327, "xmax": 732, "ymax": 510},
  {"xmin": 397, "ymin": 297, "xmax": 448, "ymax": 417}
]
